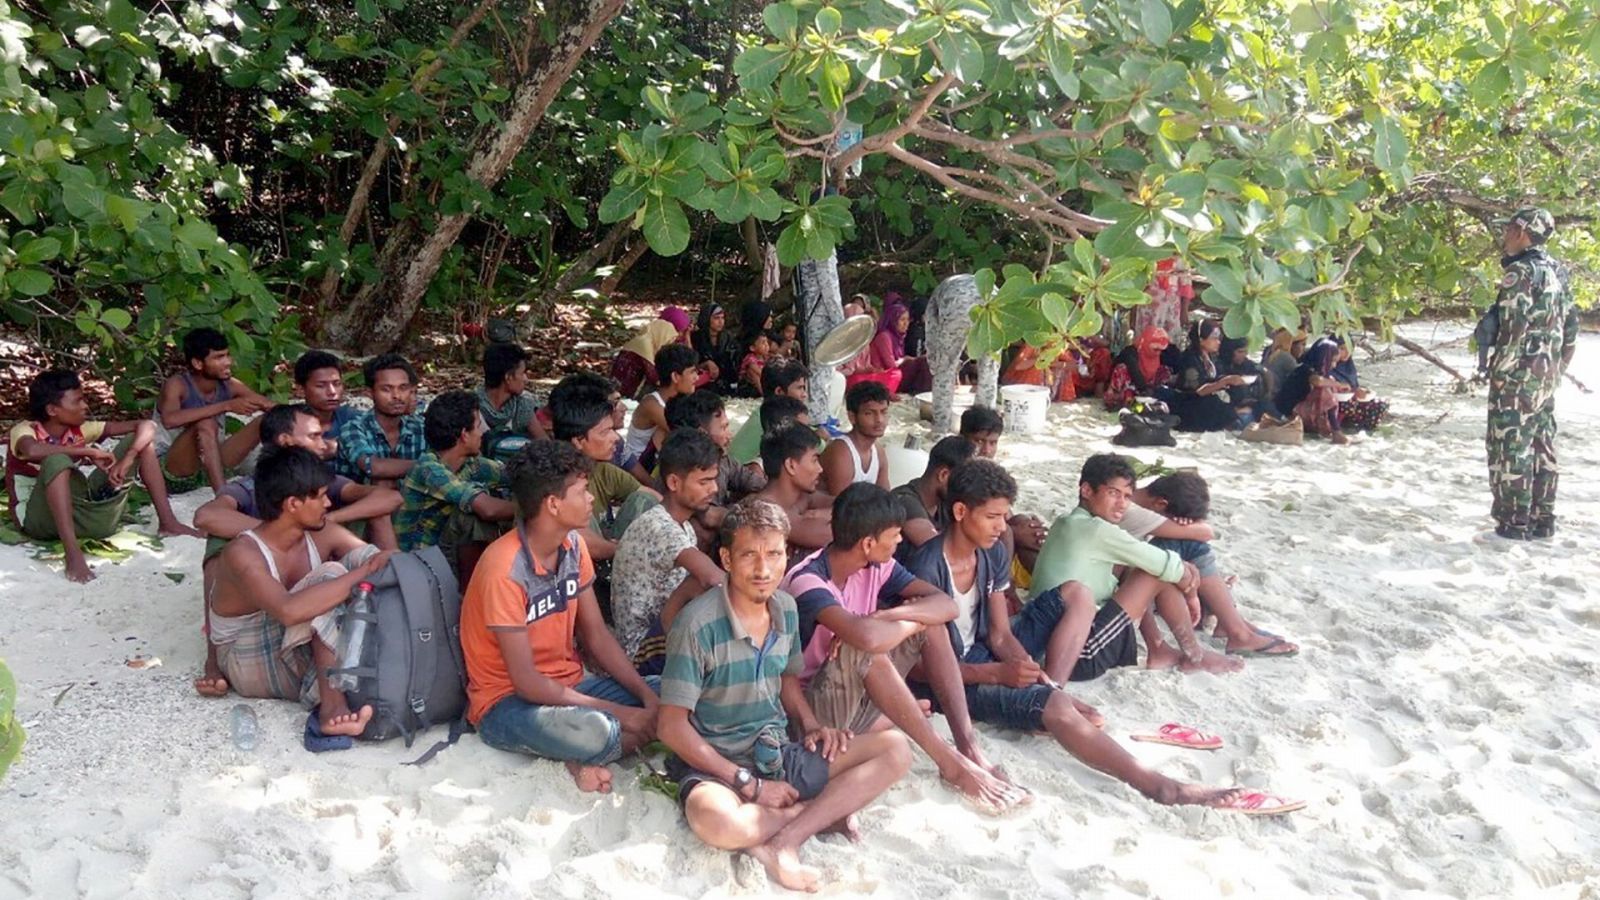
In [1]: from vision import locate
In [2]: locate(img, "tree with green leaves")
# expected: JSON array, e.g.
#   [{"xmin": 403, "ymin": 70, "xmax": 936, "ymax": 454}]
[{"xmin": 598, "ymin": 0, "xmax": 1598, "ymax": 417}]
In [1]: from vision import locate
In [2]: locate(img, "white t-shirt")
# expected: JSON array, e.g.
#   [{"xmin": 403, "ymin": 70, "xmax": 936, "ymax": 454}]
[
  {"xmin": 611, "ymin": 503, "xmax": 696, "ymax": 657},
  {"xmin": 1117, "ymin": 502, "xmax": 1167, "ymax": 541},
  {"xmin": 945, "ymin": 553, "xmax": 982, "ymax": 650}
]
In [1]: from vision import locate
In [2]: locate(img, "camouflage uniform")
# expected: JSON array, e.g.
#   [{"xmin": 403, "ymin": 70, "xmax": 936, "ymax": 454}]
[{"xmin": 1484, "ymin": 208, "xmax": 1579, "ymax": 538}]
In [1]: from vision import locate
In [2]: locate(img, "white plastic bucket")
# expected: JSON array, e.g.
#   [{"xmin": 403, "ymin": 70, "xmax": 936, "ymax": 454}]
[
  {"xmin": 884, "ymin": 445, "xmax": 928, "ymax": 489},
  {"xmin": 999, "ymin": 385, "xmax": 1050, "ymax": 434}
]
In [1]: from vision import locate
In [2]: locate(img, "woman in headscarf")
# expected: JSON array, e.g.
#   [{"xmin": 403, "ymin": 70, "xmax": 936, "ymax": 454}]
[
  {"xmin": 610, "ymin": 308, "xmax": 692, "ymax": 397},
  {"xmin": 1103, "ymin": 326, "xmax": 1172, "ymax": 410},
  {"xmin": 1219, "ymin": 334, "xmax": 1265, "ymax": 421},
  {"xmin": 1277, "ymin": 336, "xmax": 1348, "ymax": 444},
  {"xmin": 692, "ymin": 303, "xmax": 739, "ymax": 392},
  {"xmin": 842, "ymin": 297, "xmax": 902, "ymax": 393},
  {"xmin": 867, "ymin": 299, "xmax": 933, "ymax": 395},
  {"xmin": 1170, "ymin": 319, "xmax": 1253, "ymax": 431},
  {"xmin": 1330, "ymin": 339, "xmax": 1388, "ymax": 432}
]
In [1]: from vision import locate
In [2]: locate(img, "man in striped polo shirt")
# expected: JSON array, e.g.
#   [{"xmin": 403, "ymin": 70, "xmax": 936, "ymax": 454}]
[{"xmin": 660, "ymin": 498, "xmax": 912, "ymax": 893}]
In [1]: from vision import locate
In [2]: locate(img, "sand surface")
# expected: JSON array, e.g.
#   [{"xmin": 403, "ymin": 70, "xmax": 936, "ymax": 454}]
[{"xmin": 2, "ymin": 323, "xmax": 1598, "ymax": 899}]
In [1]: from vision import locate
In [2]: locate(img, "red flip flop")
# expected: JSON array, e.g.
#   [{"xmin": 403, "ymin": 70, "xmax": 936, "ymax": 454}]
[
  {"xmin": 1129, "ymin": 722, "xmax": 1223, "ymax": 750},
  {"xmin": 1211, "ymin": 790, "xmax": 1307, "ymax": 816}
]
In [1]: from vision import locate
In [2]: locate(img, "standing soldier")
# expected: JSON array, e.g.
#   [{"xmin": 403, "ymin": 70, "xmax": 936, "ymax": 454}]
[{"xmin": 1482, "ymin": 207, "xmax": 1579, "ymax": 541}]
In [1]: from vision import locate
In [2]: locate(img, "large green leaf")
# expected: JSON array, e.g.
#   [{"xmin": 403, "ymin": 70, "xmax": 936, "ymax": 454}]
[
  {"xmin": 1372, "ymin": 115, "xmax": 1407, "ymax": 176},
  {"xmin": 599, "ymin": 179, "xmax": 648, "ymax": 223},
  {"xmin": 7, "ymin": 268, "xmax": 53, "ymax": 297},
  {"xmin": 1141, "ymin": 0, "xmax": 1173, "ymax": 47},
  {"xmin": 640, "ymin": 195, "xmax": 690, "ymax": 256},
  {"xmin": 734, "ymin": 46, "xmax": 790, "ymax": 90}
]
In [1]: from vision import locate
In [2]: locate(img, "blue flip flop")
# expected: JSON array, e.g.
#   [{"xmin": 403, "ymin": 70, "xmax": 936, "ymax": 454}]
[{"xmin": 304, "ymin": 708, "xmax": 355, "ymax": 753}]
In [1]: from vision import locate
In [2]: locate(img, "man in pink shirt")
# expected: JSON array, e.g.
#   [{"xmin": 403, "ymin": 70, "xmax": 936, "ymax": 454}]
[{"xmin": 781, "ymin": 483, "xmax": 1025, "ymax": 812}]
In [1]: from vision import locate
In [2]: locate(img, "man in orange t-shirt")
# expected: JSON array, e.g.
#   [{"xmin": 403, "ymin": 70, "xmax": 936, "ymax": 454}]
[{"xmin": 459, "ymin": 440, "xmax": 660, "ymax": 793}]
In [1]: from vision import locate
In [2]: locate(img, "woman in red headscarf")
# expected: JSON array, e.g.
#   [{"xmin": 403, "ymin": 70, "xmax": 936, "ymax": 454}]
[{"xmin": 1103, "ymin": 326, "xmax": 1172, "ymax": 410}]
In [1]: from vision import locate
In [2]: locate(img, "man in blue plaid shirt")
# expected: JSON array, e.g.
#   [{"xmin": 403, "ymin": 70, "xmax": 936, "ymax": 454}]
[{"xmin": 338, "ymin": 354, "xmax": 427, "ymax": 484}]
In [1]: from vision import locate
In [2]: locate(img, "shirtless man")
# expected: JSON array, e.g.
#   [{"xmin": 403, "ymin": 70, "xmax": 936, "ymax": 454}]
[
  {"xmin": 206, "ymin": 447, "xmax": 393, "ymax": 738},
  {"xmin": 660, "ymin": 498, "xmax": 913, "ymax": 892},
  {"xmin": 820, "ymin": 380, "xmax": 891, "ymax": 496},
  {"xmin": 755, "ymin": 423, "xmax": 833, "ymax": 561},
  {"xmin": 622, "ymin": 344, "xmax": 699, "ymax": 481},
  {"xmin": 193, "ymin": 404, "xmax": 403, "ymax": 696},
  {"xmin": 155, "ymin": 327, "xmax": 273, "ymax": 493}
]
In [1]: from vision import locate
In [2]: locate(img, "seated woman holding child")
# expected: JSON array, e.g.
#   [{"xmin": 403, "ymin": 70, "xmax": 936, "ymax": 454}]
[
  {"xmin": 1330, "ymin": 339, "xmax": 1388, "ymax": 432},
  {"xmin": 1169, "ymin": 320, "xmax": 1254, "ymax": 432},
  {"xmin": 1276, "ymin": 337, "xmax": 1351, "ymax": 444}
]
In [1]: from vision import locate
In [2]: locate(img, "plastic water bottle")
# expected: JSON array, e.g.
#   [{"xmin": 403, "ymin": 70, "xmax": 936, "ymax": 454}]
[
  {"xmin": 329, "ymin": 581, "xmax": 376, "ymax": 693},
  {"xmin": 229, "ymin": 703, "xmax": 258, "ymax": 750}
]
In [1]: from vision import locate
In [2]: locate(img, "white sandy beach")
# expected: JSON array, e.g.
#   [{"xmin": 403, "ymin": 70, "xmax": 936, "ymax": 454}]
[{"xmin": 2, "ymin": 322, "xmax": 1598, "ymax": 899}]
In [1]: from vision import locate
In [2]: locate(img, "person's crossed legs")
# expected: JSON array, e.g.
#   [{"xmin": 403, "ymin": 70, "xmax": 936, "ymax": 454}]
[{"xmin": 477, "ymin": 674, "xmax": 661, "ymax": 792}]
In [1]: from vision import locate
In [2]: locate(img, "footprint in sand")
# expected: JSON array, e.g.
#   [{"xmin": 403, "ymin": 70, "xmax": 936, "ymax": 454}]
[{"xmin": 1347, "ymin": 719, "xmax": 1407, "ymax": 768}]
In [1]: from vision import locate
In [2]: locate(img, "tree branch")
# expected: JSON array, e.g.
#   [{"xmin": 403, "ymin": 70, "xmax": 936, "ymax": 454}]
[{"xmin": 1293, "ymin": 246, "xmax": 1363, "ymax": 298}]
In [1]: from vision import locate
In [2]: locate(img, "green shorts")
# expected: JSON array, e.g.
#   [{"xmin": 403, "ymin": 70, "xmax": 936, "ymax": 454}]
[{"xmin": 20, "ymin": 437, "xmax": 135, "ymax": 541}]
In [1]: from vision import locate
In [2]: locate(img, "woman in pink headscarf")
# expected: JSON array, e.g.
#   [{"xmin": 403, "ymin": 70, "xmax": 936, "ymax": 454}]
[
  {"xmin": 865, "ymin": 296, "xmax": 932, "ymax": 395},
  {"xmin": 610, "ymin": 306, "xmax": 694, "ymax": 398}
]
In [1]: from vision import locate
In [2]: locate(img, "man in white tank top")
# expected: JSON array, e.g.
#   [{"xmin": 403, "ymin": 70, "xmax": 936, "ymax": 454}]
[
  {"xmin": 208, "ymin": 448, "xmax": 392, "ymax": 740},
  {"xmin": 821, "ymin": 380, "xmax": 891, "ymax": 496}
]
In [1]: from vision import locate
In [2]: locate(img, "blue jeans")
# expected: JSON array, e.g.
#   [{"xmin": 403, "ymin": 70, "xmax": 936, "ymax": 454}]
[
  {"xmin": 957, "ymin": 590, "xmax": 1066, "ymax": 731},
  {"xmin": 477, "ymin": 674, "xmax": 660, "ymax": 766},
  {"xmin": 1149, "ymin": 537, "xmax": 1219, "ymax": 578}
]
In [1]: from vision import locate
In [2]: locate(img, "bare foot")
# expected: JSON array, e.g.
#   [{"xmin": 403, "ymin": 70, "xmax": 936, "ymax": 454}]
[
  {"xmin": 159, "ymin": 520, "xmax": 205, "ymax": 538},
  {"xmin": 1178, "ymin": 649, "xmax": 1245, "ymax": 675},
  {"xmin": 822, "ymin": 813, "xmax": 862, "ymax": 843},
  {"xmin": 65, "ymin": 558, "xmax": 96, "ymax": 583},
  {"xmin": 319, "ymin": 703, "xmax": 374, "ymax": 736},
  {"xmin": 1145, "ymin": 642, "xmax": 1184, "ymax": 670},
  {"xmin": 1331, "ymin": 430, "xmax": 1351, "ymax": 445},
  {"xmin": 564, "ymin": 761, "xmax": 614, "ymax": 793},
  {"xmin": 917, "ymin": 699, "xmax": 933, "ymax": 718},
  {"xmin": 193, "ymin": 669, "xmax": 231, "ymax": 698},
  {"xmin": 747, "ymin": 843, "xmax": 821, "ymax": 893},
  {"xmin": 1147, "ymin": 777, "xmax": 1243, "ymax": 807},
  {"xmin": 1068, "ymin": 695, "xmax": 1106, "ymax": 729}
]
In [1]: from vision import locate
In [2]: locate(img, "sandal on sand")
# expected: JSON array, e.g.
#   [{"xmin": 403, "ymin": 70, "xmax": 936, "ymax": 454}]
[
  {"xmin": 1129, "ymin": 723, "xmax": 1223, "ymax": 750},
  {"xmin": 1228, "ymin": 637, "xmax": 1299, "ymax": 658},
  {"xmin": 303, "ymin": 709, "xmax": 355, "ymax": 753},
  {"xmin": 1213, "ymin": 790, "xmax": 1306, "ymax": 816}
]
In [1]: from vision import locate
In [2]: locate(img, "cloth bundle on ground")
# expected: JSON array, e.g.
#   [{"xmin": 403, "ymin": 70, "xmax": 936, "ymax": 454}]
[
  {"xmin": 1111, "ymin": 411, "xmax": 1179, "ymax": 447},
  {"xmin": 1238, "ymin": 416, "xmax": 1305, "ymax": 446}
]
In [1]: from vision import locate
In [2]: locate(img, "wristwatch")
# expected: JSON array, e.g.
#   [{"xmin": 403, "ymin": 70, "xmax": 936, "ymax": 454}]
[{"xmin": 732, "ymin": 767, "xmax": 754, "ymax": 798}]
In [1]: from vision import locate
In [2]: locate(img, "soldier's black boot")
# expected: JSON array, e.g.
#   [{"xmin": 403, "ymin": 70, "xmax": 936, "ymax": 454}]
[
  {"xmin": 1494, "ymin": 520, "xmax": 1533, "ymax": 541},
  {"xmin": 1532, "ymin": 516, "xmax": 1556, "ymax": 539}
]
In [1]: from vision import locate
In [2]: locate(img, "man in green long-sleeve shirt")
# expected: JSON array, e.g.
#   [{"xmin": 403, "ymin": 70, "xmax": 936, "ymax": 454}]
[{"xmin": 1028, "ymin": 454, "xmax": 1240, "ymax": 678}]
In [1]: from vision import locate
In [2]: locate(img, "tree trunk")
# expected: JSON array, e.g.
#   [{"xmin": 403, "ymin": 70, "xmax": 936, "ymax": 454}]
[
  {"xmin": 321, "ymin": 0, "xmax": 628, "ymax": 352},
  {"xmin": 796, "ymin": 253, "xmax": 846, "ymax": 423},
  {"xmin": 739, "ymin": 216, "xmax": 764, "ymax": 276},
  {"xmin": 313, "ymin": 0, "xmax": 503, "ymax": 314},
  {"xmin": 599, "ymin": 238, "xmax": 652, "ymax": 296},
  {"xmin": 522, "ymin": 220, "xmax": 630, "ymax": 331}
]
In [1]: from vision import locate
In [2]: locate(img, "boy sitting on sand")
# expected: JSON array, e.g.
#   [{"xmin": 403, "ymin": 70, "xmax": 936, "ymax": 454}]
[
  {"xmin": 820, "ymin": 381, "xmax": 891, "ymax": 495},
  {"xmin": 291, "ymin": 350, "xmax": 359, "ymax": 452},
  {"xmin": 460, "ymin": 441, "xmax": 660, "ymax": 793},
  {"xmin": 1125, "ymin": 471, "xmax": 1297, "ymax": 658},
  {"xmin": 7, "ymin": 370, "xmax": 199, "ymax": 582},
  {"xmin": 728, "ymin": 359, "xmax": 809, "ymax": 468},
  {"xmin": 154, "ymin": 327, "xmax": 274, "ymax": 493},
  {"xmin": 754, "ymin": 424, "xmax": 833, "ymax": 562},
  {"xmin": 621, "ymin": 344, "xmax": 700, "ymax": 480},
  {"xmin": 551, "ymin": 385, "xmax": 660, "ymax": 561},
  {"xmin": 781, "ymin": 483, "xmax": 1024, "ymax": 812},
  {"xmin": 395, "ymin": 391, "xmax": 515, "ymax": 582},
  {"xmin": 207, "ymin": 448, "xmax": 393, "ymax": 742},
  {"xmin": 193, "ymin": 403, "xmax": 402, "ymax": 697},
  {"xmin": 958, "ymin": 407, "xmax": 1047, "ymax": 584},
  {"xmin": 660, "ymin": 498, "xmax": 913, "ymax": 892},
  {"xmin": 889, "ymin": 435, "xmax": 977, "ymax": 558},
  {"xmin": 477, "ymin": 342, "xmax": 548, "ymax": 462},
  {"xmin": 904, "ymin": 460, "xmax": 1296, "ymax": 812},
  {"xmin": 1028, "ymin": 454, "xmax": 1241, "ymax": 678}
]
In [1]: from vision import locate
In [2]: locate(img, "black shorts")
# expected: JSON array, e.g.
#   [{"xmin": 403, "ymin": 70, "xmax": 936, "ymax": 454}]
[
  {"xmin": 667, "ymin": 742, "xmax": 830, "ymax": 811},
  {"xmin": 1070, "ymin": 601, "xmax": 1138, "ymax": 681}
]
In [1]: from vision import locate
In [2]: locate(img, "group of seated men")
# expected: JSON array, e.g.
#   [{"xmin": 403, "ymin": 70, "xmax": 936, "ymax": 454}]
[{"xmin": 6, "ymin": 329, "xmax": 1303, "ymax": 893}]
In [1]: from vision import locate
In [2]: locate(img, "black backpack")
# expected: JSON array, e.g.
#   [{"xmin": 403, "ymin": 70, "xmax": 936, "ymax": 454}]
[
  {"xmin": 1112, "ymin": 412, "xmax": 1179, "ymax": 448},
  {"xmin": 333, "ymin": 546, "xmax": 467, "ymax": 746}
]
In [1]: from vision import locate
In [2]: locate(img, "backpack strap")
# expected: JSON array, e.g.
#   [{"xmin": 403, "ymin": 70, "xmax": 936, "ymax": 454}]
[
  {"xmin": 415, "ymin": 547, "xmax": 468, "ymax": 692},
  {"xmin": 390, "ymin": 553, "xmax": 437, "ymax": 747},
  {"xmin": 403, "ymin": 715, "xmax": 474, "ymax": 767}
]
